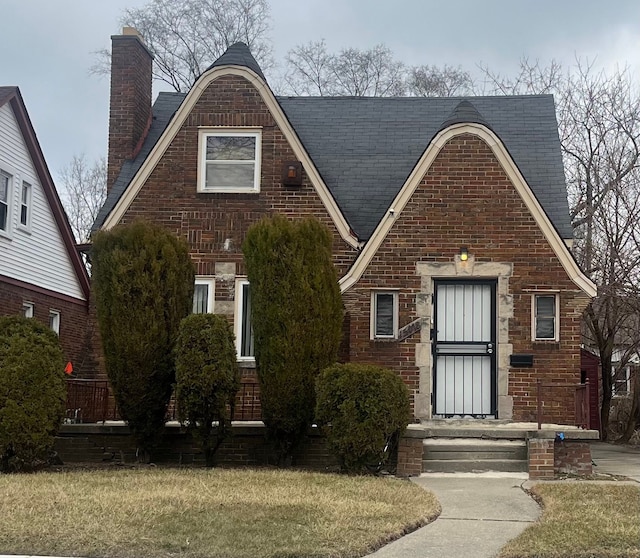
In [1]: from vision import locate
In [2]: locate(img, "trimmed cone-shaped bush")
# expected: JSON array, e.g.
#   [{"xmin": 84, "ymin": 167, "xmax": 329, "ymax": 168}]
[
  {"xmin": 243, "ymin": 215, "xmax": 343, "ymax": 463},
  {"xmin": 92, "ymin": 220, "xmax": 194, "ymax": 459},
  {"xmin": 0, "ymin": 316, "xmax": 66, "ymax": 472},
  {"xmin": 175, "ymin": 313, "xmax": 240, "ymax": 466},
  {"xmin": 316, "ymin": 363, "xmax": 411, "ymax": 473}
]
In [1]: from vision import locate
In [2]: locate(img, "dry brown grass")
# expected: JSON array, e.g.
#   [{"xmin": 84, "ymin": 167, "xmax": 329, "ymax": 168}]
[
  {"xmin": 499, "ymin": 483, "xmax": 640, "ymax": 558},
  {"xmin": 0, "ymin": 468, "xmax": 440, "ymax": 558}
]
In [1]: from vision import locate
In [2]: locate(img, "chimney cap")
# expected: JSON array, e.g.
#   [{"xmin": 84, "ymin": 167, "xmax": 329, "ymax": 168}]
[{"xmin": 122, "ymin": 26, "xmax": 143, "ymax": 39}]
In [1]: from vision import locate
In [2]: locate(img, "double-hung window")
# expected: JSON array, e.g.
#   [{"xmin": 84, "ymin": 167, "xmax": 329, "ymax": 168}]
[
  {"xmin": 198, "ymin": 129, "xmax": 261, "ymax": 193},
  {"xmin": 533, "ymin": 294, "xmax": 558, "ymax": 341},
  {"xmin": 0, "ymin": 171, "xmax": 11, "ymax": 234},
  {"xmin": 371, "ymin": 291, "xmax": 398, "ymax": 339},
  {"xmin": 235, "ymin": 279, "xmax": 254, "ymax": 360},
  {"xmin": 19, "ymin": 181, "xmax": 31, "ymax": 229},
  {"xmin": 49, "ymin": 310, "xmax": 60, "ymax": 335},
  {"xmin": 192, "ymin": 277, "xmax": 215, "ymax": 314}
]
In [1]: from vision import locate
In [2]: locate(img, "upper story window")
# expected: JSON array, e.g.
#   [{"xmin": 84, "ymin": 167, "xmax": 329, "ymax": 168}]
[
  {"xmin": 19, "ymin": 181, "xmax": 31, "ymax": 229},
  {"xmin": 0, "ymin": 170, "xmax": 11, "ymax": 234},
  {"xmin": 198, "ymin": 129, "xmax": 261, "ymax": 193},
  {"xmin": 192, "ymin": 277, "xmax": 215, "ymax": 314},
  {"xmin": 533, "ymin": 294, "xmax": 559, "ymax": 341},
  {"xmin": 371, "ymin": 290, "xmax": 398, "ymax": 340}
]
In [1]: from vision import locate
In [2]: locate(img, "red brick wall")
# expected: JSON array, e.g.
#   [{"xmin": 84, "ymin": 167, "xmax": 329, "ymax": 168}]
[
  {"xmin": 0, "ymin": 280, "xmax": 89, "ymax": 368},
  {"xmin": 118, "ymin": 75, "xmax": 357, "ymax": 276},
  {"xmin": 554, "ymin": 440, "xmax": 593, "ymax": 475},
  {"xmin": 528, "ymin": 438, "xmax": 555, "ymax": 479},
  {"xmin": 342, "ymin": 135, "xmax": 589, "ymax": 421}
]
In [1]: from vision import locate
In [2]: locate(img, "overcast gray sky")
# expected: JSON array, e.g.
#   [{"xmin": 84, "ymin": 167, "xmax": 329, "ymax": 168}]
[{"xmin": 2, "ymin": 0, "xmax": 639, "ymax": 187}]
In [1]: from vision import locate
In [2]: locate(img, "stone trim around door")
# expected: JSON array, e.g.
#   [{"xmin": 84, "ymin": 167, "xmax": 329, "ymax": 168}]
[{"xmin": 414, "ymin": 256, "xmax": 514, "ymax": 420}]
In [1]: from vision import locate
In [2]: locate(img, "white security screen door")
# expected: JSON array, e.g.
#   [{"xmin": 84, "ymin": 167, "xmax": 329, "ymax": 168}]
[{"xmin": 433, "ymin": 281, "xmax": 497, "ymax": 417}]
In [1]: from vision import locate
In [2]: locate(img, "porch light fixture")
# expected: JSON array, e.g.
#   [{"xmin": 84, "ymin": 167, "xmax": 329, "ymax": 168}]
[{"xmin": 460, "ymin": 246, "xmax": 469, "ymax": 261}]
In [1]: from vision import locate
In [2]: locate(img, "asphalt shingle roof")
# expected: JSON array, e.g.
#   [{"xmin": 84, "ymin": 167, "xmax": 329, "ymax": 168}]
[{"xmin": 95, "ymin": 44, "xmax": 572, "ymax": 241}]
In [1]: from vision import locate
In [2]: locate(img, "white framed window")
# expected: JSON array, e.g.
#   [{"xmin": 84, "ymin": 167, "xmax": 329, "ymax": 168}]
[
  {"xmin": 19, "ymin": 181, "xmax": 31, "ymax": 229},
  {"xmin": 234, "ymin": 279, "xmax": 254, "ymax": 360},
  {"xmin": 532, "ymin": 294, "xmax": 559, "ymax": 341},
  {"xmin": 371, "ymin": 290, "xmax": 398, "ymax": 339},
  {"xmin": 192, "ymin": 277, "xmax": 215, "ymax": 314},
  {"xmin": 198, "ymin": 129, "xmax": 261, "ymax": 193},
  {"xmin": 612, "ymin": 365, "xmax": 632, "ymax": 395},
  {"xmin": 49, "ymin": 310, "xmax": 60, "ymax": 335},
  {"xmin": 0, "ymin": 170, "xmax": 12, "ymax": 235},
  {"xmin": 23, "ymin": 301, "xmax": 34, "ymax": 318}
]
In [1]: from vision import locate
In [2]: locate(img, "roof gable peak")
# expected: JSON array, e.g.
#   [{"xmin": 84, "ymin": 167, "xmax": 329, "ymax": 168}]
[{"xmin": 205, "ymin": 42, "xmax": 265, "ymax": 80}]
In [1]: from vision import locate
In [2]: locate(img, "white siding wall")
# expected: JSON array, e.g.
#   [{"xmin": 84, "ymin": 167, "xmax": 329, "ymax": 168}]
[{"xmin": 0, "ymin": 103, "xmax": 84, "ymax": 300}]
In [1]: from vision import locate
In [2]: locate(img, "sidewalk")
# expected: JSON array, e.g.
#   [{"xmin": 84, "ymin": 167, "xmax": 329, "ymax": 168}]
[
  {"xmin": 590, "ymin": 442, "xmax": 640, "ymax": 482},
  {"xmin": 368, "ymin": 473, "xmax": 540, "ymax": 558}
]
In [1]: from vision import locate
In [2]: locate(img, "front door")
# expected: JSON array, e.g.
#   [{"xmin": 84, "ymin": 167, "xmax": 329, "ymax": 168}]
[{"xmin": 433, "ymin": 280, "xmax": 497, "ymax": 418}]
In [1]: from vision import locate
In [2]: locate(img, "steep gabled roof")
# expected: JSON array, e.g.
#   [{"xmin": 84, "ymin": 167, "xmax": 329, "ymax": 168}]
[
  {"xmin": 205, "ymin": 42, "xmax": 266, "ymax": 80},
  {"xmin": 95, "ymin": 92, "xmax": 573, "ymax": 243},
  {"xmin": 0, "ymin": 87, "xmax": 90, "ymax": 300}
]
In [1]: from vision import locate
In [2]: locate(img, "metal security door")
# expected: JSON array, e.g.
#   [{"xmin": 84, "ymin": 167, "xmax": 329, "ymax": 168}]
[{"xmin": 433, "ymin": 280, "xmax": 497, "ymax": 417}]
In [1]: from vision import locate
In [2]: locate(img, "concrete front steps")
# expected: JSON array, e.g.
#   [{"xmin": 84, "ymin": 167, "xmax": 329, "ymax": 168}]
[{"xmin": 423, "ymin": 438, "xmax": 528, "ymax": 473}]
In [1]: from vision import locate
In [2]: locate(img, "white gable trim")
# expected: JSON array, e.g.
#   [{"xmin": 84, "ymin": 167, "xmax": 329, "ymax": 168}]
[
  {"xmin": 101, "ymin": 66, "xmax": 360, "ymax": 249},
  {"xmin": 338, "ymin": 123, "xmax": 596, "ymax": 298}
]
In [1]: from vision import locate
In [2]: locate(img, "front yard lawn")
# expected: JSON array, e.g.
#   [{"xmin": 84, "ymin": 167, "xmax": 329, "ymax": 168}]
[
  {"xmin": 499, "ymin": 483, "xmax": 640, "ymax": 558},
  {"xmin": 0, "ymin": 467, "xmax": 440, "ymax": 558}
]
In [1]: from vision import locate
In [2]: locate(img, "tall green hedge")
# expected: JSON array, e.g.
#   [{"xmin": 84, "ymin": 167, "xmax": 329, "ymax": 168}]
[
  {"xmin": 92, "ymin": 220, "xmax": 194, "ymax": 459},
  {"xmin": 175, "ymin": 313, "xmax": 240, "ymax": 466},
  {"xmin": 243, "ymin": 215, "xmax": 343, "ymax": 463},
  {"xmin": 316, "ymin": 363, "xmax": 411, "ymax": 473},
  {"xmin": 0, "ymin": 316, "xmax": 66, "ymax": 472}
]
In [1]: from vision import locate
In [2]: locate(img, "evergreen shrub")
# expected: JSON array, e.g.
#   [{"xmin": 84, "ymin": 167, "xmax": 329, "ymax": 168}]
[
  {"xmin": 315, "ymin": 363, "xmax": 411, "ymax": 473},
  {"xmin": 91, "ymin": 220, "xmax": 194, "ymax": 459},
  {"xmin": 243, "ymin": 215, "xmax": 343, "ymax": 463},
  {"xmin": 0, "ymin": 316, "xmax": 66, "ymax": 472},
  {"xmin": 175, "ymin": 313, "xmax": 240, "ymax": 466}
]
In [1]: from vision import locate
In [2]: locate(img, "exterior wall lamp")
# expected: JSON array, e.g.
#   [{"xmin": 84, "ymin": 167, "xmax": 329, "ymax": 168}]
[{"xmin": 460, "ymin": 246, "xmax": 469, "ymax": 261}]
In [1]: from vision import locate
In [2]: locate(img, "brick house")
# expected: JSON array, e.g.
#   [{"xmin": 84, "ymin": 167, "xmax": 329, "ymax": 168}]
[
  {"xmin": 0, "ymin": 86, "xmax": 90, "ymax": 366},
  {"xmin": 93, "ymin": 30, "xmax": 596, "ymax": 425}
]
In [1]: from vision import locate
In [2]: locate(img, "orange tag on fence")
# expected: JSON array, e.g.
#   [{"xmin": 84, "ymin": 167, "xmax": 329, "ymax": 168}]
[{"xmin": 64, "ymin": 362, "xmax": 73, "ymax": 375}]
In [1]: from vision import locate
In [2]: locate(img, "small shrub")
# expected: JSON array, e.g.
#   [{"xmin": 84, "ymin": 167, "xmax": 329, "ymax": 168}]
[
  {"xmin": 0, "ymin": 316, "xmax": 66, "ymax": 472},
  {"xmin": 315, "ymin": 363, "xmax": 411, "ymax": 473},
  {"xmin": 175, "ymin": 314, "xmax": 240, "ymax": 466}
]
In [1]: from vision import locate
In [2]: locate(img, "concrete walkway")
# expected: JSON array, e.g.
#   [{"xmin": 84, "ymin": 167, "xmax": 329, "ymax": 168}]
[
  {"xmin": 590, "ymin": 442, "xmax": 640, "ymax": 482},
  {"xmin": 368, "ymin": 474, "xmax": 540, "ymax": 558}
]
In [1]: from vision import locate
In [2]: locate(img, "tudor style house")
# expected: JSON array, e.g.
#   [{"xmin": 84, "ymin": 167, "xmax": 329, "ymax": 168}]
[
  {"xmin": 94, "ymin": 29, "xmax": 596, "ymax": 426},
  {"xmin": 0, "ymin": 87, "xmax": 90, "ymax": 365}
]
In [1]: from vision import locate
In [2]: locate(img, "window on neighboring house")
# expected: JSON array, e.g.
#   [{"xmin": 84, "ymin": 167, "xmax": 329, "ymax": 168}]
[
  {"xmin": 235, "ymin": 279, "xmax": 254, "ymax": 360},
  {"xmin": 0, "ymin": 171, "xmax": 11, "ymax": 234},
  {"xmin": 613, "ymin": 365, "xmax": 631, "ymax": 395},
  {"xmin": 49, "ymin": 310, "xmax": 60, "ymax": 335},
  {"xmin": 198, "ymin": 130, "xmax": 261, "ymax": 193},
  {"xmin": 192, "ymin": 277, "xmax": 215, "ymax": 314},
  {"xmin": 19, "ymin": 181, "xmax": 31, "ymax": 228},
  {"xmin": 533, "ymin": 294, "xmax": 558, "ymax": 341},
  {"xmin": 23, "ymin": 302, "xmax": 34, "ymax": 318},
  {"xmin": 371, "ymin": 291, "xmax": 398, "ymax": 339}
]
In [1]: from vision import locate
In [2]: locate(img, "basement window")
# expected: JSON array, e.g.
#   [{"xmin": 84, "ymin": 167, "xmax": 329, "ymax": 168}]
[{"xmin": 198, "ymin": 129, "xmax": 261, "ymax": 193}]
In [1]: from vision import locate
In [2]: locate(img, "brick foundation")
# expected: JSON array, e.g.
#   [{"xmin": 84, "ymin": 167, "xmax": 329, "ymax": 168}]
[
  {"xmin": 528, "ymin": 438, "xmax": 555, "ymax": 480},
  {"xmin": 554, "ymin": 440, "xmax": 593, "ymax": 475},
  {"xmin": 396, "ymin": 436, "xmax": 423, "ymax": 477}
]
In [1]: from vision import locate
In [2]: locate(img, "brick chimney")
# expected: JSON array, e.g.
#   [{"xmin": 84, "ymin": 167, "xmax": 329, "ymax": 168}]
[{"xmin": 107, "ymin": 27, "xmax": 153, "ymax": 192}]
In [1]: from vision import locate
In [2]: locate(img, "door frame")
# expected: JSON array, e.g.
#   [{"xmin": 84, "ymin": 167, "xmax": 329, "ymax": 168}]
[{"xmin": 432, "ymin": 278, "xmax": 498, "ymax": 418}]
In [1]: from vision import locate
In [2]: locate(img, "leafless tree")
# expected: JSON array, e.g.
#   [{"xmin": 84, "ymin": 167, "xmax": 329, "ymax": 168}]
[
  {"xmin": 59, "ymin": 155, "xmax": 107, "ymax": 243},
  {"xmin": 91, "ymin": 0, "xmax": 272, "ymax": 92},
  {"xmin": 408, "ymin": 64, "xmax": 474, "ymax": 97},
  {"xmin": 482, "ymin": 59, "xmax": 640, "ymax": 438},
  {"xmin": 285, "ymin": 41, "xmax": 405, "ymax": 96}
]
